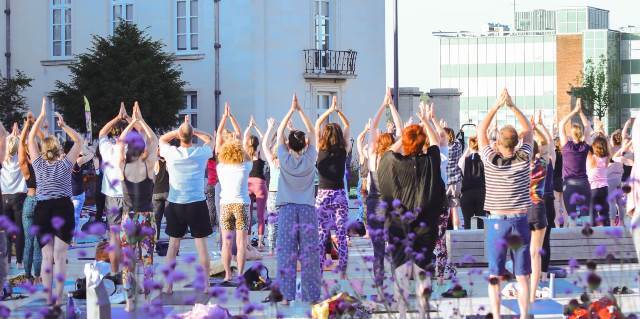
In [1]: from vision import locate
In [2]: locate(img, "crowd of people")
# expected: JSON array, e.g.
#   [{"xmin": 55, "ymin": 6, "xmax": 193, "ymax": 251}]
[{"xmin": 0, "ymin": 88, "xmax": 638, "ymax": 318}]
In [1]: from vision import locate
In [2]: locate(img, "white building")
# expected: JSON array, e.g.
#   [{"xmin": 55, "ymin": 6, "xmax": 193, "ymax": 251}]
[{"xmin": 1, "ymin": 0, "xmax": 385, "ymax": 136}]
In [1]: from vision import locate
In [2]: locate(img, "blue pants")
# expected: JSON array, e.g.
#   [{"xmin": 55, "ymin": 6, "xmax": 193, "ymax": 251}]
[
  {"xmin": 72, "ymin": 192, "xmax": 86, "ymax": 236},
  {"xmin": 276, "ymin": 203, "xmax": 321, "ymax": 302},
  {"xmin": 22, "ymin": 195, "xmax": 42, "ymax": 277},
  {"xmin": 485, "ymin": 215, "xmax": 531, "ymax": 276}
]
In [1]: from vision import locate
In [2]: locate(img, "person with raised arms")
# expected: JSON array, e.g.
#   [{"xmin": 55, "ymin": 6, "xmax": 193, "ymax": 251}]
[
  {"xmin": 274, "ymin": 95, "xmax": 320, "ymax": 305},
  {"xmin": 28, "ymin": 98, "xmax": 84, "ymax": 305},
  {"xmin": 477, "ymin": 89, "xmax": 533, "ymax": 319},
  {"xmin": 159, "ymin": 115, "xmax": 214, "ymax": 294}
]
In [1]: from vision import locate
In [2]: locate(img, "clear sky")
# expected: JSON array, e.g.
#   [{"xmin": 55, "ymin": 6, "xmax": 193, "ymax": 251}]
[{"xmin": 384, "ymin": 0, "xmax": 640, "ymax": 91}]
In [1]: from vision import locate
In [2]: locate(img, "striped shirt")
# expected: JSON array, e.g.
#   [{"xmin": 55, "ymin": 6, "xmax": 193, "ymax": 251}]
[
  {"xmin": 481, "ymin": 144, "xmax": 533, "ymax": 211},
  {"xmin": 33, "ymin": 156, "xmax": 73, "ymax": 201}
]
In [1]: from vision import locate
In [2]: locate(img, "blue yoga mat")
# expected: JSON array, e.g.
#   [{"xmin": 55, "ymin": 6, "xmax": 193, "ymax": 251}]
[{"xmin": 502, "ymin": 299, "xmax": 563, "ymax": 315}]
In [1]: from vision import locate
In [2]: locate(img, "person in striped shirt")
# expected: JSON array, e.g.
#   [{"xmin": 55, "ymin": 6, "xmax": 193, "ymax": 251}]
[
  {"xmin": 478, "ymin": 89, "xmax": 534, "ymax": 319},
  {"xmin": 27, "ymin": 98, "xmax": 84, "ymax": 305}
]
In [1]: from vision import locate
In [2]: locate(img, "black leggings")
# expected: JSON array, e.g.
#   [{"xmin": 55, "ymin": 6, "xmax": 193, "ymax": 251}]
[
  {"xmin": 460, "ymin": 188, "xmax": 486, "ymax": 229},
  {"xmin": 3, "ymin": 193, "xmax": 26, "ymax": 264},
  {"xmin": 562, "ymin": 178, "xmax": 591, "ymax": 219},
  {"xmin": 541, "ymin": 195, "xmax": 555, "ymax": 272},
  {"xmin": 590, "ymin": 186, "xmax": 610, "ymax": 226}
]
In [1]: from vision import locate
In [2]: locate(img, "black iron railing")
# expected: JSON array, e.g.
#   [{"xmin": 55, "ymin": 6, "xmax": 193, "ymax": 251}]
[{"xmin": 304, "ymin": 49, "xmax": 357, "ymax": 76}]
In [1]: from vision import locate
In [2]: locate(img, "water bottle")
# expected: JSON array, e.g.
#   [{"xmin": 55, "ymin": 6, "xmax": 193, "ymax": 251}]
[{"xmin": 66, "ymin": 292, "xmax": 77, "ymax": 319}]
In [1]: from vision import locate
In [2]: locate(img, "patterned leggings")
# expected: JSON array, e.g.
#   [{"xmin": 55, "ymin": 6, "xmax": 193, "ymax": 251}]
[
  {"xmin": 434, "ymin": 209, "xmax": 457, "ymax": 279},
  {"xmin": 22, "ymin": 195, "xmax": 42, "ymax": 278},
  {"xmin": 120, "ymin": 211, "xmax": 157, "ymax": 298},
  {"xmin": 316, "ymin": 189, "xmax": 349, "ymax": 274},
  {"xmin": 266, "ymin": 191, "xmax": 278, "ymax": 252},
  {"xmin": 276, "ymin": 203, "xmax": 321, "ymax": 302}
]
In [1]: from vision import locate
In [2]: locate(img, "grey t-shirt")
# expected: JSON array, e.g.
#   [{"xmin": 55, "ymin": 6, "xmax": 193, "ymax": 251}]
[{"xmin": 276, "ymin": 144, "xmax": 317, "ymax": 206}]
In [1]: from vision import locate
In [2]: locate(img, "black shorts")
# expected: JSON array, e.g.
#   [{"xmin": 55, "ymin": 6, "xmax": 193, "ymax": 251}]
[
  {"xmin": 165, "ymin": 200, "xmax": 213, "ymax": 239},
  {"xmin": 35, "ymin": 197, "xmax": 75, "ymax": 246},
  {"xmin": 528, "ymin": 203, "xmax": 548, "ymax": 230}
]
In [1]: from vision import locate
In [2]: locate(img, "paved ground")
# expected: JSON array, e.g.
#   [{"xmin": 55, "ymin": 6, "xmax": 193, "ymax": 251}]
[{"xmin": 3, "ymin": 206, "xmax": 640, "ymax": 318}]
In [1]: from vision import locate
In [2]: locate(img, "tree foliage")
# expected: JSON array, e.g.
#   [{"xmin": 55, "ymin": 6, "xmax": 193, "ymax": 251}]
[
  {"xmin": 573, "ymin": 55, "xmax": 620, "ymax": 120},
  {"xmin": 0, "ymin": 71, "xmax": 32, "ymax": 125},
  {"xmin": 51, "ymin": 23, "xmax": 185, "ymax": 136}
]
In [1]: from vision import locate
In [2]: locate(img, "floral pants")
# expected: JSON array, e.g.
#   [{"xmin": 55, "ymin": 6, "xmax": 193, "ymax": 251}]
[
  {"xmin": 316, "ymin": 189, "xmax": 349, "ymax": 274},
  {"xmin": 120, "ymin": 211, "xmax": 157, "ymax": 297},
  {"xmin": 276, "ymin": 203, "xmax": 321, "ymax": 302},
  {"xmin": 266, "ymin": 191, "xmax": 278, "ymax": 252},
  {"xmin": 434, "ymin": 209, "xmax": 457, "ymax": 280}
]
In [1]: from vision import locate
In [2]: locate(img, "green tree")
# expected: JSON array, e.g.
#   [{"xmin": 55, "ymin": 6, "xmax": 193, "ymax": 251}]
[
  {"xmin": 0, "ymin": 71, "xmax": 32, "ymax": 125},
  {"xmin": 52, "ymin": 23, "xmax": 185, "ymax": 136},
  {"xmin": 573, "ymin": 55, "xmax": 620, "ymax": 120}
]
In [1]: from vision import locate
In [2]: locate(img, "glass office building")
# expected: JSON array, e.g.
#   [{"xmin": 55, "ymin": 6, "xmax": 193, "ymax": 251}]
[{"xmin": 436, "ymin": 7, "xmax": 640, "ymax": 130}]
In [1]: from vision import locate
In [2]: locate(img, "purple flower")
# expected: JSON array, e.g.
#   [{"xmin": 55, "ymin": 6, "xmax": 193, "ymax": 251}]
[
  {"xmin": 569, "ymin": 193, "xmax": 586, "ymax": 205},
  {"xmin": 88, "ymin": 222, "xmax": 107, "ymax": 236},
  {"xmin": 55, "ymin": 272, "xmax": 65, "ymax": 282},
  {"xmin": 28, "ymin": 225, "xmax": 40, "ymax": 236},
  {"xmin": 568, "ymin": 258, "xmax": 579, "ymax": 272},
  {"xmin": 392, "ymin": 199, "xmax": 402, "ymax": 209},
  {"xmin": 594, "ymin": 245, "xmax": 607, "ymax": 258},
  {"xmin": 605, "ymin": 227, "xmax": 623, "ymax": 238},
  {"xmin": 0, "ymin": 305, "xmax": 10, "ymax": 318},
  {"xmin": 110, "ymin": 225, "xmax": 121, "ymax": 233},
  {"xmin": 40, "ymin": 234, "xmax": 53, "ymax": 246},
  {"xmin": 51, "ymin": 216, "xmax": 65, "ymax": 230}
]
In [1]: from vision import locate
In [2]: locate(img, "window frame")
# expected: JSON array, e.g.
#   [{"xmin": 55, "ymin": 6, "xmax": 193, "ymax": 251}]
[
  {"xmin": 47, "ymin": 97, "xmax": 66, "ymax": 138},
  {"xmin": 176, "ymin": 0, "xmax": 199, "ymax": 53},
  {"xmin": 111, "ymin": 0, "xmax": 134, "ymax": 34},
  {"xmin": 180, "ymin": 91, "xmax": 199, "ymax": 129},
  {"xmin": 50, "ymin": 0, "xmax": 72, "ymax": 58}
]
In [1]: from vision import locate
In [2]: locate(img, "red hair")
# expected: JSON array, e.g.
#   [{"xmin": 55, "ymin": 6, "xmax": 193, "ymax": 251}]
[
  {"xmin": 375, "ymin": 133, "xmax": 395, "ymax": 155},
  {"xmin": 401, "ymin": 124, "xmax": 426, "ymax": 156}
]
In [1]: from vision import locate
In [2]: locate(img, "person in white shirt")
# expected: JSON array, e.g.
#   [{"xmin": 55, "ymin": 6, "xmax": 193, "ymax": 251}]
[
  {"xmin": 97, "ymin": 103, "xmax": 130, "ymax": 277},
  {"xmin": 159, "ymin": 115, "xmax": 214, "ymax": 294},
  {"xmin": 215, "ymin": 104, "xmax": 252, "ymax": 283}
]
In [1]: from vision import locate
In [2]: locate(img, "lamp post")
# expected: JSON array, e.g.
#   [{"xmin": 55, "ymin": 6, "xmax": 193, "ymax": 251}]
[
  {"xmin": 393, "ymin": 0, "xmax": 399, "ymax": 107},
  {"xmin": 214, "ymin": 0, "xmax": 221, "ymax": 125}
]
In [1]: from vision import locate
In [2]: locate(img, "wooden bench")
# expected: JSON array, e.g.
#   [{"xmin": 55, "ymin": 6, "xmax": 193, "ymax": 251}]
[{"xmin": 446, "ymin": 226, "xmax": 638, "ymax": 267}]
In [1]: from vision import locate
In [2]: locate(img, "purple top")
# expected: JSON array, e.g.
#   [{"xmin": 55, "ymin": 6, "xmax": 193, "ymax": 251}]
[{"xmin": 561, "ymin": 141, "xmax": 590, "ymax": 180}]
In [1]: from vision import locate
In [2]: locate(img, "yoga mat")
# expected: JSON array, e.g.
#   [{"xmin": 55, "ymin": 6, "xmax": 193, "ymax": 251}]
[
  {"xmin": 502, "ymin": 299, "xmax": 563, "ymax": 315},
  {"xmin": 541, "ymin": 278, "xmax": 582, "ymax": 295},
  {"xmin": 152, "ymin": 291, "xmax": 210, "ymax": 305}
]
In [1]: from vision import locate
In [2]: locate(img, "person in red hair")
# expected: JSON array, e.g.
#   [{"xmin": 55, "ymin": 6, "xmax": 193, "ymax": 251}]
[{"xmin": 377, "ymin": 103, "xmax": 445, "ymax": 319}]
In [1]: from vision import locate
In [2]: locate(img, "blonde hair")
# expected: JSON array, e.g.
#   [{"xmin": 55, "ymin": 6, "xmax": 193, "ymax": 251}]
[
  {"xmin": 218, "ymin": 140, "xmax": 246, "ymax": 164},
  {"xmin": 468, "ymin": 136, "xmax": 478, "ymax": 151},
  {"xmin": 571, "ymin": 123, "xmax": 584, "ymax": 142},
  {"xmin": 6, "ymin": 136, "xmax": 20, "ymax": 157},
  {"xmin": 41, "ymin": 136, "xmax": 62, "ymax": 161}
]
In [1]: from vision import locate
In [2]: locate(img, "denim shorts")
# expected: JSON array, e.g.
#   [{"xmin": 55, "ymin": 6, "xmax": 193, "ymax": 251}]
[{"xmin": 485, "ymin": 214, "xmax": 531, "ymax": 276}]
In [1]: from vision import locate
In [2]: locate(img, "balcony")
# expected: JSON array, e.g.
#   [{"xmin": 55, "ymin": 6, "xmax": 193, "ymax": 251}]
[{"xmin": 303, "ymin": 49, "xmax": 357, "ymax": 80}]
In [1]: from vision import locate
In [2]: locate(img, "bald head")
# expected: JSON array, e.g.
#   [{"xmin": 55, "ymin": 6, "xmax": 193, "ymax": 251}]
[
  {"xmin": 498, "ymin": 125, "xmax": 518, "ymax": 151},
  {"xmin": 178, "ymin": 122, "xmax": 193, "ymax": 145}
]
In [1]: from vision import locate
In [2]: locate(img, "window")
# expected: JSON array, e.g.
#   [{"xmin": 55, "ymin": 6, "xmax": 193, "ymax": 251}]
[
  {"xmin": 51, "ymin": 0, "xmax": 72, "ymax": 57},
  {"xmin": 180, "ymin": 92, "xmax": 198, "ymax": 128},
  {"xmin": 316, "ymin": 91, "xmax": 337, "ymax": 122},
  {"xmin": 112, "ymin": 0, "xmax": 133, "ymax": 32},
  {"xmin": 176, "ymin": 0, "xmax": 198, "ymax": 51},
  {"xmin": 47, "ymin": 97, "xmax": 66, "ymax": 138},
  {"xmin": 314, "ymin": 0, "xmax": 331, "ymax": 50}
]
